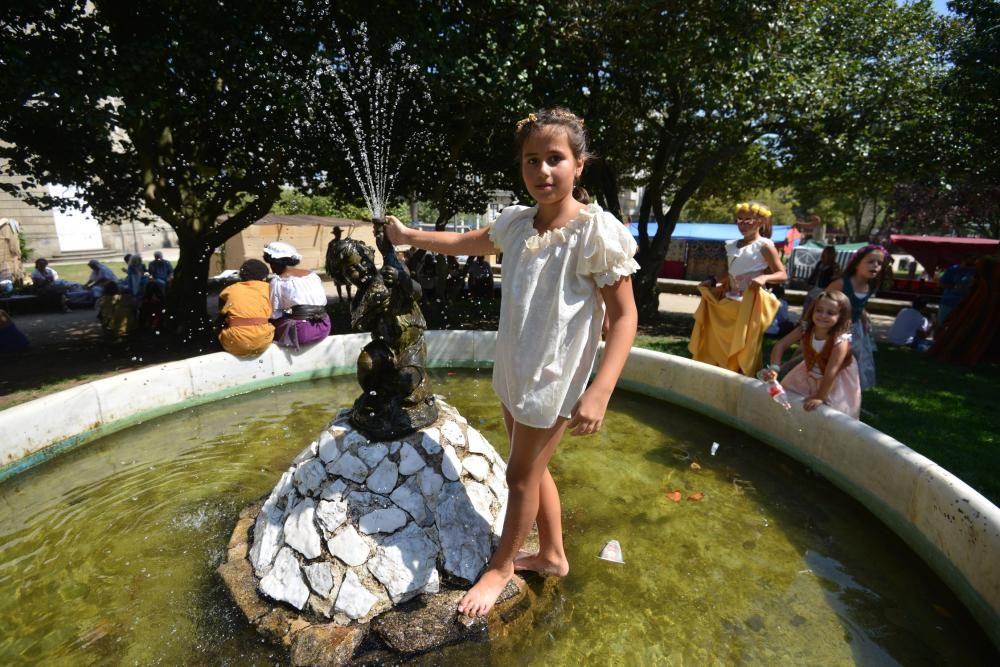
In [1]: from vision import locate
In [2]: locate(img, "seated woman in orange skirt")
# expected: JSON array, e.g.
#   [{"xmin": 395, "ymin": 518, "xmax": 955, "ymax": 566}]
[{"xmin": 218, "ymin": 259, "xmax": 274, "ymax": 356}]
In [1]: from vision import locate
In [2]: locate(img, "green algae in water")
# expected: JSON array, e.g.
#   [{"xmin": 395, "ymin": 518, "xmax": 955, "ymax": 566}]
[{"xmin": 0, "ymin": 370, "xmax": 995, "ymax": 665}]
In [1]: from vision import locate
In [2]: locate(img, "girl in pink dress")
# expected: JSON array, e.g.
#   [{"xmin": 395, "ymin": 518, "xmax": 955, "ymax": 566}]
[{"xmin": 762, "ymin": 290, "xmax": 862, "ymax": 418}]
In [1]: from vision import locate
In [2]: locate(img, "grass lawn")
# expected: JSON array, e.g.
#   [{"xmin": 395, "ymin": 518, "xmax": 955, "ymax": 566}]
[
  {"xmin": 634, "ymin": 333, "xmax": 1000, "ymax": 505},
  {"xmin": 50, "ymin": 261, "xmax": 127, "ymax": 284}
]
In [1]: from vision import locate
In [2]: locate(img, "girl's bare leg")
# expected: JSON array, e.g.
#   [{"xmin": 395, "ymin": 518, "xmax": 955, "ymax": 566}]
[
  {"xmin": 500, "ymin": 407, "xmax": 569, "ymax": 576},
  {"xmin": 513, "ymin": 467, "xmax": 569, "ymax": 575},
  {"xmin": 457, "ymin": 412, "xmax": 568, "ymax": 617}
]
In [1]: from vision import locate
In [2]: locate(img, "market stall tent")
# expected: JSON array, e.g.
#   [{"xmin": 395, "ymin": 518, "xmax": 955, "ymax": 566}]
[{"xmin": 890, "ymin": 235, "xmax": 1000, "ymax": 275}]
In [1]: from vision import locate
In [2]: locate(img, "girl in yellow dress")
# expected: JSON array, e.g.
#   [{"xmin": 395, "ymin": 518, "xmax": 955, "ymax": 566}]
[{"xmin": 689, "ymin": 202, "xmax": 788, "ymax": 375}]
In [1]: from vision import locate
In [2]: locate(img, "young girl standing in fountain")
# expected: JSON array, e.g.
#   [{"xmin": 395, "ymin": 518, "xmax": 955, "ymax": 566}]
[
  {"xmin": 385, "ymin": 108, "xmax": 639, "ymax": 617},
  {"xmin": 828, "ymin": 245, "xmax": 889, "ymax": 390}
]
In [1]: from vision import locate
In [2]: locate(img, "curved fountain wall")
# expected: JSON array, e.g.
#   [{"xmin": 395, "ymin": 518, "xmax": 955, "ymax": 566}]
[{"xmin": 1, "ymin": 331, "xmax": 997, "ymax": 648}]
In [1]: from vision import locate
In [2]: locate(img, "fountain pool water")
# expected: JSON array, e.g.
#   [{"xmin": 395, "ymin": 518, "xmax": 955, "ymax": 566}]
[{"xmin": 0, "ymin": 369, "xmax": 995, "ymax": 664}]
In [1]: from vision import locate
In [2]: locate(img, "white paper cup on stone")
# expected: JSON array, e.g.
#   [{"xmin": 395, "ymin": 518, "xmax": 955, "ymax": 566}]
[{"xmin": 598, "ymin": 539, "xmax": 624, "ymax": 564}]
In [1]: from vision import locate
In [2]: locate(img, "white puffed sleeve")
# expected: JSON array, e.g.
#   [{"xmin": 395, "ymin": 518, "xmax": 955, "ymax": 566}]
[
  {"xmin": 577, "ymin": 209, "xmax": 640, "ymax": 287},
  {"xmin": 487, "ymin": 205, "xmax": 530, "ymax": 252}
]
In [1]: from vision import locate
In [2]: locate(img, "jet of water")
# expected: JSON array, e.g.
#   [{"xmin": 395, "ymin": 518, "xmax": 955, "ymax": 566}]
[{"xmin": 318, "ymin": 24, "xmax": 431, "ymax": 220}]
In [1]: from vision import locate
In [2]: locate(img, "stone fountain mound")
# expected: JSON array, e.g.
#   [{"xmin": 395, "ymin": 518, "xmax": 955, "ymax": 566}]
[{"xmin": 219, "ymin": 399, "xmax": 535, "ymax": 664}]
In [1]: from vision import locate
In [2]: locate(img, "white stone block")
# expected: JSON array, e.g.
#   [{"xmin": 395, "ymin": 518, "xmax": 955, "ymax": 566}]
[
  {"xmin": 366, "ymin": 458, "xmax": 399, "ymax": 495},
  {"xmin": 316, "ymin": 497, "xmax": 349, "ymax": 535},
  {"xmin": 397, "ymin": 443, "xmax": 426, "ymax": 476},
  {"xmin": 390, "ymin": 478, "xmax": 431, "ymax": 526},
  {"xmin": 283, "ymin": 499, "xmax": 322, "ymax": 560},
  {"xmin": 441, "ymin": 445, "xmax": 461, "ymax": 481},
  {"xmin": 293, "ymin": 458, "xmax": 327, "ymax": 498},
  {"xmin": 328, "ymin": 525, "xmax": 370, "ymax": 567},
  {"xmin": 462, "ymin": 455, "xmax": 490, "ymax": 482},
  {"xmin": 440, "ymin": 420, "xmax": 466, "ymax": 448},
  {"xmin": 358, "ymin": 443, "xmax": 389, "ymax": 468},
  {"xmin": 366, "ymin": 523, "xmax": 439, "ymax": 603},
  {"xmin": 419, "ymin": 427, "xmax": 442, "ymax": 455},
  {"xmin": 327, "ymin": 452, "xmax": 368, "ymax": 483},
  {"xmin": 259, "ymin": 547, "xmax": 310, "ymax": 610},
  {"xmin": 358, "ymin": 508, "xmax": 408, "ymax": 535},
  {"xmin": 334, "ymin": 570, "xmax": 379, "ymax": 620}
]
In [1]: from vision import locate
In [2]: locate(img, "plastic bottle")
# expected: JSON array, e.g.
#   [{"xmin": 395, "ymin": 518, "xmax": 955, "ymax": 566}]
[{"xmin": 756, "ymin": 369, "xmax": 792, "ymax": 410}]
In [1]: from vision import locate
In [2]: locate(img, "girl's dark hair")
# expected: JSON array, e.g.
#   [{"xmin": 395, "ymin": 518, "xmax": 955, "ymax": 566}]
[
  {"xmin": 262, "ymin": 254, "xmax": 301, "ymax": 274},
  {"xmin": 843, "ymin": 245, "xmax": 889, "ymax": 290},
  {"xmin": 802, "ymin": 289, "xmax": 852, "ymax": 338},
  {"xmin": 514, "ymin": 107, "xmax": 591, "ymax": 204},
  {"xmin": 239, "ymin": 259, "xmax": 270, "ymax": 282}
]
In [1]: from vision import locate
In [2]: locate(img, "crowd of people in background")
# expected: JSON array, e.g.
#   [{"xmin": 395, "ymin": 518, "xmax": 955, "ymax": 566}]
[{"xmin": 688, "ymin": 199, "xmax": 992, "ymax": 421}]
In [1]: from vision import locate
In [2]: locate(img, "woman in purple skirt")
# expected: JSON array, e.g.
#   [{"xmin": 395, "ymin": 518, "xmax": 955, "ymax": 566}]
[{"xmin": 262, "ymin": 241, "xmax": 331, "ymax": 350}]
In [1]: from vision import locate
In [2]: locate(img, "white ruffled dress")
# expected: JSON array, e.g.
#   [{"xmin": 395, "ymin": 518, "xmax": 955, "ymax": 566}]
[{"xmin": 489, "ymin": 203, "xmax": 639, "ymax": 428}]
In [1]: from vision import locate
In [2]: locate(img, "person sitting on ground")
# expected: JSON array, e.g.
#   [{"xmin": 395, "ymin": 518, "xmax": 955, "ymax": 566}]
[
  {"xmin": 0, "ymin": 308, "xmax": 30, "ymax": 353},
  {"xmin": 29, "ymin": 258, "xmax": 71, "ymax": 312},
  {"xmin": 762, "ymin": 290, "xmax": 861, "ymax": 418},
  {"xmin": 217, "ymin": 259, "xmax": 274, "ymax": 356},
  {"xmin": 84, "ymin": 259, "xmax": 118, "ymax": 298},
  {"xmin": 123, "ymin": 253, "xmax": 147, "ymax": 299},
  {"xmin": 886, "ymin": 297, "xmax": 934, "ymax": 351},
  {"xmin": 97, "ymin": 281, "xmax": 135, "ymax": 338},
  {"xmin": 765, "ymin": 284, "xmax": 795, "ymax": 338},
  {"xmin": 148, "ymin": 251, "xmax": 174, "ymax": 289},
  {"xmin": 138, "ymin": 280, "xmax": 166, "ymax": 333},
  {"xmin": 263, "ymin": 241, "xmax": 331, "ymax": 349}
]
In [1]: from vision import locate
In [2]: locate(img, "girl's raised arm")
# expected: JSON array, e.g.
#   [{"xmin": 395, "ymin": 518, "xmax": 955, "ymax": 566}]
[{"xmin": 384, "ymin": 216, "xmax": 496, "ymax": 257}]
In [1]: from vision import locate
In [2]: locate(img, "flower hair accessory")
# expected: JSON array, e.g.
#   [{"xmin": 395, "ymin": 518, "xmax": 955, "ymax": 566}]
[
  {"xmin": 515, "ymin": 113, "xmax": 538, "ymax": 131},
  {"xmin": 849, "ymin": 244, "xmax": 890, "ymax": 263},
  {"xmin": 734, "ymin": 202, "xmax": 772, "ymax": 218},
  {"xmin": 515, "ymin": 109, "xmax": 584, "ymax": 132}
]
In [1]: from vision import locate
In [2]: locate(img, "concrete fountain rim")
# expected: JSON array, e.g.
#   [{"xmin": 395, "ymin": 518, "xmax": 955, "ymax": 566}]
[{"xmin": 0, "ymin": 330, "xmax": 997, "ymax": 650}]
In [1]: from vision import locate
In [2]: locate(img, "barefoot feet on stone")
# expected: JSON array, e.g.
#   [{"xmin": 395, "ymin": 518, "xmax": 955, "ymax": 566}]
[
  {"xmin": 457, "ymin": 567, "xmax": 512, "ymax": 617},
  {"xmin": 513, "ymin": 550, "xmax": 569, "ymax": 577}
]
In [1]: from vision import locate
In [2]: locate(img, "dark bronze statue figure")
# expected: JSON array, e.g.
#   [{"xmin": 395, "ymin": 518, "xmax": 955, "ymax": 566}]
[{"xmin": 325, "ymin": 221, "xmax": 438, "ymax": 439}]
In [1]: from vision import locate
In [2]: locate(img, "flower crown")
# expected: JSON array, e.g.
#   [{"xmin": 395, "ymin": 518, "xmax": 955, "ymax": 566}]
[
  {"xmin": 734, "ymin": 202, "xmax": 772, "ymax": 218},
  {"xmin": 515, "ymin": 109, "xmax": 583, "ymax": 132}
]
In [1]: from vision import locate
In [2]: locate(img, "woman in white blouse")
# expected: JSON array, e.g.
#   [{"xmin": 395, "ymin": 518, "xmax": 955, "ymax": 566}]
[{"xmin": 262, "ymin": 241, "xmax": 331, "ymax": 349}]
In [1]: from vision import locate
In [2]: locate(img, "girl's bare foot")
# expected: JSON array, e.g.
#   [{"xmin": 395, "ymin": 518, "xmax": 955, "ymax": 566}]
[
  {"xmin": 457, "ymin": 565, "xmax": 513, "ymax": 617},
  {"xmin": 513, "ymin": 550, "xmax": 569, "ymax": 576}
]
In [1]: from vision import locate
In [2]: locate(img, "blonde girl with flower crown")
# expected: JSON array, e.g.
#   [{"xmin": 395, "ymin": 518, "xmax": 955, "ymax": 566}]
[
  {"xmin": 688, "ymin": 201, "xmax": 788, "ymax": 375},
  {"xmin": 385, "ymin": 108, "xmax": 639, "ymax": 618}
]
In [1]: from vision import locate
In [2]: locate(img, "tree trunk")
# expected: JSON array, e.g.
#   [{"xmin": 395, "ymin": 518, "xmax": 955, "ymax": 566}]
[{"xmin": 165, "ymin": 223, "xmax": 217, "ymax": 347}]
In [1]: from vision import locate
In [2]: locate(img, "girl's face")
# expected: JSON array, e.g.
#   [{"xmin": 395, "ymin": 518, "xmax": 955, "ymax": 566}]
[
  {"xmin": 520, "ymin": 128, "xmax": 584, "ymax": 205},
  {"xmin": 857, "ymin": 251, "xmax": 885, "ymax": 279},
  {"xmin": 735, "ymin": 212, "xmax": 764, "ymax": 240},
  {"xmin": 812, "ymin": 297, "xmax": 841, "ymax": 331}
]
